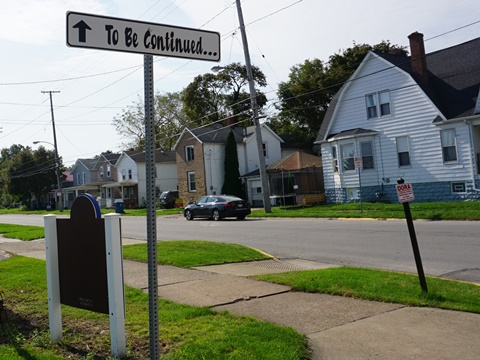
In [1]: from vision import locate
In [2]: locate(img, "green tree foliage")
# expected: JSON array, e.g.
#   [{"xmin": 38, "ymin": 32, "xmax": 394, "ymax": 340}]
[
  {"xmin": 3, "ymin": 146, "xmax": 62, "ymax": 208},
  {"xmin": 272, "ymin": 41, "xmax": 407, "ymax": 142},
  {"xmin": 221, "ymin": 130, "xmax": 243, "ymax": 198},
  {"xmin": 182, "ymin": 62, "xmax": 267, "ymax": 127},
  {"xmin": 113, "ymin": 92, "xmax": 189, "ymax": 151}
]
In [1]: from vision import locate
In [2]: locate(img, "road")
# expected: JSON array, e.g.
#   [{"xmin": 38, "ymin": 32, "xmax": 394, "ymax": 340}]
[{"xmin": 1, "ymin": 214, "xmax": 479, "ymax": 282}]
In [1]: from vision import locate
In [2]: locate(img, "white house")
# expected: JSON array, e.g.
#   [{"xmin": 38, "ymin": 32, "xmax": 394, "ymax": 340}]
[
  {"xmin": 315, "ymin": 32, "xmax": 480, "ymax": 203},
  {"xmin": 103, "ymin": 150, "xmax": 177, "ymax": 208}
]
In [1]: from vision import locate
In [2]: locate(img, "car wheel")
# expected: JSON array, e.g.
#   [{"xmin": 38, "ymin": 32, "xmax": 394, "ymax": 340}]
[
  {"xmin": 212, "ymin": 209, "xmax": 221, "ymax": 221},
  {"xmin": 237, "ymin": 215, "xmax": 246, "ymax": 220},
  {"xmin": 185, "ymin": 210, "xmax": 193, "ymax": 220}
]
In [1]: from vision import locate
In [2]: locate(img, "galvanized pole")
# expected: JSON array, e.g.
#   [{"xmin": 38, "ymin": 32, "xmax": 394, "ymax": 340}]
[
  {"xmin": 235, "ymin": 0, "xmax": 271, "ymax": 213},
  {"xmin": 144, "ymin": 55, "xmax": 159, "ymax": 359},
  {"xmin": 42, "ymin": 90, "xmax": 63, "ymax": 212}
]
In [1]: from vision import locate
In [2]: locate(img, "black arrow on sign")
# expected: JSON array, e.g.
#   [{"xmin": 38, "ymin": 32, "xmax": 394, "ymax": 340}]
[{"xmin": 73, "ymin": 20, "xmax": 92, "ymax": 43}]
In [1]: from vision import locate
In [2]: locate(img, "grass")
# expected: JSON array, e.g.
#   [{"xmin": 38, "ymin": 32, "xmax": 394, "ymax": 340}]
[
  {"xmin": 254, "ymin": 266, "xmax": 480, "ymax": 313},
  {"xmin": 3, "ymin": 201, "xmax": 480, "ymax": 220},
  {"xmin": 250, "ymin": 201, "xmax": 480, "ymax": 220},
  {"xmin": 0, "ymin": 224, "xmax": 45, "ymax": 241},
  {"xmin": 0, "ymin": 256, "xmax": 308, "ymax": 359},
  {"xmin": 123, "ymin": 240, "xmax": 270, "ymax": 268},
  {"xmin": 0, "ymin": 207, "xmax": 184, "ymax": 217}
]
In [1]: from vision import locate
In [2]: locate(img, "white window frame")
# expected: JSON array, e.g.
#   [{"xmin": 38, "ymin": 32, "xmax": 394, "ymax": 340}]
[
  {"xmin": 186, "ymin": 145, "xmax": 195, "ymax": 161},
  {"xmin": 99, "ymin": 166, "xmax": 104, "ymax": 179},
  {"xmin": 440, "ymin": 129, "xmax": 458, "ymax": 163},
  {"xmin": 332, "ymin": 145, "xmax": 339, "ymax": 172},
  {"xmin": 360, "ymin": 141, "xmax": 374, "ymax": 170},
  {"xmin": 187, "ymin": 171, "xmax": 196, "ymax": 192},
  {"xmin": 82, "ymin": 172, "xmax": 86, "ymax": 184},
  {"xmin": 341, "ymin": 143, "xmax": 355, "ymax": 172},
  {"xmin": 107, "ymin": 165, "xmax": 111, "ymax": 178},
  {"xmin": 122, "ymin": 169, "xmax": 126, "ymax": 180},
  {"xmin": 366, "ymin": 90, "xmax": 391, "ymax": 119},
  {"xmin": 396, "ymin": 136, "xmax": 411, "ymax": 167}
]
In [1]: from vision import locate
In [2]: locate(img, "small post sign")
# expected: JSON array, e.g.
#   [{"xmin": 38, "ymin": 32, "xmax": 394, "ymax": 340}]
[
  {"xmin": 396, "ymin": 182, "xmax": 415, "ymax": 203},
  {"xmin": 396, "ymin": 179, "xmax": 428, "ymax": 293}
]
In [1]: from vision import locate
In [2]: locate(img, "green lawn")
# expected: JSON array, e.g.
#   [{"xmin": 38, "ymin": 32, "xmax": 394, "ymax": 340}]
[
  {"xmin": 254, "ymin": 266, "xmax": 480, "ymax": 313},
  {"xmin": 123, "ymin": 240, "xmax": 270, "ymax": 267},
  {"xmin": 0, "ymin": 256, "xmax": 308, "ymax": 359},
  {"xmin": 0, "ymin": 224, "xmax": 45, "ymax": 240}
]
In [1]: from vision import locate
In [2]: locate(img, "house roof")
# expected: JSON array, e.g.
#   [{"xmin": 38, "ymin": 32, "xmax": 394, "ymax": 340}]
[
  {"xmin": 125, "ymin": 149, "xmax": 176, "ymax": 163},
  {"xmin": 188, "ymin": 125, "xmax": 246, "ymax": 144},
  {"xmin": 268, "ymin": 151, "xmax": 322, "ymax": 171},
  {"xmin": 376, "ymin": 37, "xmax": 480, "ymax": 119},
  {"xmin": 71, "ymin": 158, "xmax": 97, "ymax": 172},
  {"xmin": 316, "ymin": 36, "xmax": 480, "ymax": 143}
]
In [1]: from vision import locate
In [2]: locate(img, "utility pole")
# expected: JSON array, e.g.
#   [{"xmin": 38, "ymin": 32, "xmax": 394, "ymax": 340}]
[
  {"xmin": 235, "ymin": 0, "xmax": 272, "ymax": 213},
  {"xmin": 41, "ymin": 90, "xmax": 63, "ymax": 212}
]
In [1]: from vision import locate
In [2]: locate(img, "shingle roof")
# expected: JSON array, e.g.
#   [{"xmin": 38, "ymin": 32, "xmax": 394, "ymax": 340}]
[
  {"xmin": 126, "ymin": 150, "xmax": 176, "ymax": 163},
  {"xmin": 190, "ymin": 125, "xmax": 246, "ymax": 143},
  {"xmin": 377, "ymin": 37, "xmax": 480, "ymax": 119}
]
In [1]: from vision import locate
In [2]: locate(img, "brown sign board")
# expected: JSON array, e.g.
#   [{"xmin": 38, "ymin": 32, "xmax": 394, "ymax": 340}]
[{"xmin": 56, "ymin": 194, "xmax": 109, "ymax": 314}]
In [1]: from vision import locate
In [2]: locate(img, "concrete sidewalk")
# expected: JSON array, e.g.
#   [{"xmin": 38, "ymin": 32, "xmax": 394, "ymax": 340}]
[{"xmin": 1, "ymin": 236, "xmax": 479, "ymax": 359}]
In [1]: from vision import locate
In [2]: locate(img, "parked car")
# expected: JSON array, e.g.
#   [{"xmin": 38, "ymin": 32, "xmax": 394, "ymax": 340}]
[
  {"xmin": 158, "ymin": 190, "xmax": 179, "ymax": 209},
  {"xmin": 184, "ymin": 195, "xmax": 251, "ymax": 221}
]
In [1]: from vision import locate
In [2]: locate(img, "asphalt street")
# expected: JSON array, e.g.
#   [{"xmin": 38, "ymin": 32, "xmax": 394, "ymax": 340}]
[{"xmin": 1, "ymin": 214, "xmax": 479, "ymax": 282}]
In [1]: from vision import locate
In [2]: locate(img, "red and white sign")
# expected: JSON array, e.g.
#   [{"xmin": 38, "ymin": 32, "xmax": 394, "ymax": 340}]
[
  {"xmin": 354, "ymin": 157, "xmax": 362, "ymax": 169},
  {"xmin": 396, "ymin": 182, "xmax": 414, "ymax": 203}
]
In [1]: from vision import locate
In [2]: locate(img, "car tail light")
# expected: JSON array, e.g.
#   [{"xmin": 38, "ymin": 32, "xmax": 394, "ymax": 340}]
[{"xmin": 226, "ymin": 202, "xmax": 235, "ymax": 207}]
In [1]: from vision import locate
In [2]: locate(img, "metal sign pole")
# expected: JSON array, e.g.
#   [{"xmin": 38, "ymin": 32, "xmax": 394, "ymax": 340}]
[{"xmin": 144, "ymin": 54, "xmax": 159, "ymax": 359}]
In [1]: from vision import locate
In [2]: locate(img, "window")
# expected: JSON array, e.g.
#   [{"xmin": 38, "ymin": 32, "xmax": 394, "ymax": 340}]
[
  {"xmin": 360, "ymin": 142, "xmax": 374, "ymax": 169},
  {"xmin": 379, "ymin": 91, "xmax": 391, "ymax": 116},
  {"xmin": 122, "ymin": 169, "xmax": 126, "ymax": 180},
  {"xmin": 451, "ymin": 182, "xmax": 466, "ymax": 193},
  {"xmin": 441, "ymin": 129, "xmax": 458, "ymax": 163},
  {"xmin": 396, "ymin": 136, "xmax": 411, "ymax": 167},
  {"xmin": 262, "ymin": 143, "xmax": 268, "ymax": 158},
  {"xmin": 366, "ymin": 91, "xmax": 391, "ymax": 118},
  {"xmin": 186, "ymin": 145, "xmax": 195, "ymax": 161},
  {"xmin": 341, "ymin": 143, "xmax": 355, "ymax": 171},
  {"xmin": 76, "ymin": 173, "xmax": 80, "ymax": 185},
  {"xmin": 82, "ymin": 172, "xmax": 86, "ymax": 184},
  {"xmin": 107, "ymin": 165, "xmax": 111, "ymax": 178},
  {"xmin": 366, "ymin": 94, "xmax": 377, "ymax": 118},
  {"xmin": 100, "ymin": 166, "xmax": 104, "ymax": 179},
  {"xmin": 128, "ymin": 169, "xmax": 132, "ymax": 180},
  {"xmin": 187, "ymin": 171, "xmax": 196, "ymax": 192}
]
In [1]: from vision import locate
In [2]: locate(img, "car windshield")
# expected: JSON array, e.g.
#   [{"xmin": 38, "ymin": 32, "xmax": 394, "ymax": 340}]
[{"xmin": 160, "ymin": 191, "xmax": 169, "ymax": 198}]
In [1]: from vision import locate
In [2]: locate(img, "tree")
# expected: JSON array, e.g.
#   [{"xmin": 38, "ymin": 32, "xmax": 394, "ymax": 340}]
[
  {"xmin": 182, "ymin": 62, "xmax": 268, "ymax": 127},
  {"xmin": 221, "ymin": 130, "xmax": 243, "ymax": 198},
  {"xmin": 113, "ymin": 91, "xmax": 189, "ymax": 151},
  {"xmin": 274, "ymin": 41, "xmax": 407, "ymax": 141},
  {"xmin": 0, "ymin": 144, "xmax": 26, "ymax": 207},
  {"xmin": 5, "ymin": 146, "xmax": 61, "ymax": 208}
]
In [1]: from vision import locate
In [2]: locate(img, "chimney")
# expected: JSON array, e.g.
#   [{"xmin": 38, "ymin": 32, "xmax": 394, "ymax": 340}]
[{"xmin": 408, "ymin": 32, "xmax": 429, "ymax": 89}]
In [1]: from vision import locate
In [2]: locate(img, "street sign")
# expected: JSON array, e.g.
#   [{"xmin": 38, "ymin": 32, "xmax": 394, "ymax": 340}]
[
  {"xmin": 354, "ymin": 157, "xmax": 362, "ymax": 169},
  {"xmin": 396, "ymin": 182, "xmax": 415, "ymax": 203},
  {"xmin": 66, "ymin": 11, "xmax": 221, "ymax": 61}
]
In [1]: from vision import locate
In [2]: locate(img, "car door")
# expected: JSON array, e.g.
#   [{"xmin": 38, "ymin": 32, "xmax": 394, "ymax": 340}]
[{"xmin": 195, "ymin": 196, "xmax": 209, "ymax": 217}]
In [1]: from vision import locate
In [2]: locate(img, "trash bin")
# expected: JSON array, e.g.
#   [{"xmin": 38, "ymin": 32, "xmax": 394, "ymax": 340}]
[{"xmin": 114, "ymin": 199, "xmax": 124, "ymax": 214}]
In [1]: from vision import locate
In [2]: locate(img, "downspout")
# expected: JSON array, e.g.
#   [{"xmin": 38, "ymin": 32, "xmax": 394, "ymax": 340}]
[{"xmin": 466, "ymin": 120, "xmax": 480, "ymax": 191}]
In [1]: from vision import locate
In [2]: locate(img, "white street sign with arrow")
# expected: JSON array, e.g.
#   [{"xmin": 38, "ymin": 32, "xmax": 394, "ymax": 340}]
[{"xmin": 66, "ymin": 11, "xmax": 221, "ymax": 61}]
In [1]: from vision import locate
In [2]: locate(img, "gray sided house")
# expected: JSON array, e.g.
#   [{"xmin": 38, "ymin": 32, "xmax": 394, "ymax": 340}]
[{"xmin": 315, "ymin": 32, "xmax": 480, "ymax": 203}]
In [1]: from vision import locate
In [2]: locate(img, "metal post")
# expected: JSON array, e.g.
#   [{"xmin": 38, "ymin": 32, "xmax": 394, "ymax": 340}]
[
  {"xmin": 235, "ymin": 0, "xmax": 271, "ymax": 213},
  {"xmin": 144, "ymin": 55, "xmax": 159, "ymax": 359},
  {"xmin": 42, "ymin": 91, "xmax": 63, "ymax": 212}
]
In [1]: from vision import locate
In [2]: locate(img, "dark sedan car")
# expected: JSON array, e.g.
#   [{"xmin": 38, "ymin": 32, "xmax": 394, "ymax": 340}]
[{"xmin": 184, "ymin": 195, "xmax": 251, "ymax": 221}]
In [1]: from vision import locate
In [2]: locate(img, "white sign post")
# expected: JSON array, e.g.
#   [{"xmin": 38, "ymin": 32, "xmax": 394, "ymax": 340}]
[{"xmin": 66, "ymin": 11, "xmax": 220, "ymax": 61}]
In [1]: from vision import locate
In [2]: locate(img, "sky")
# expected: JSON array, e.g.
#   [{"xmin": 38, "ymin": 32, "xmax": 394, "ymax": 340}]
[{"xmin": 1, "ymin": 0, "xmax": 479, "ymax": 166}]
